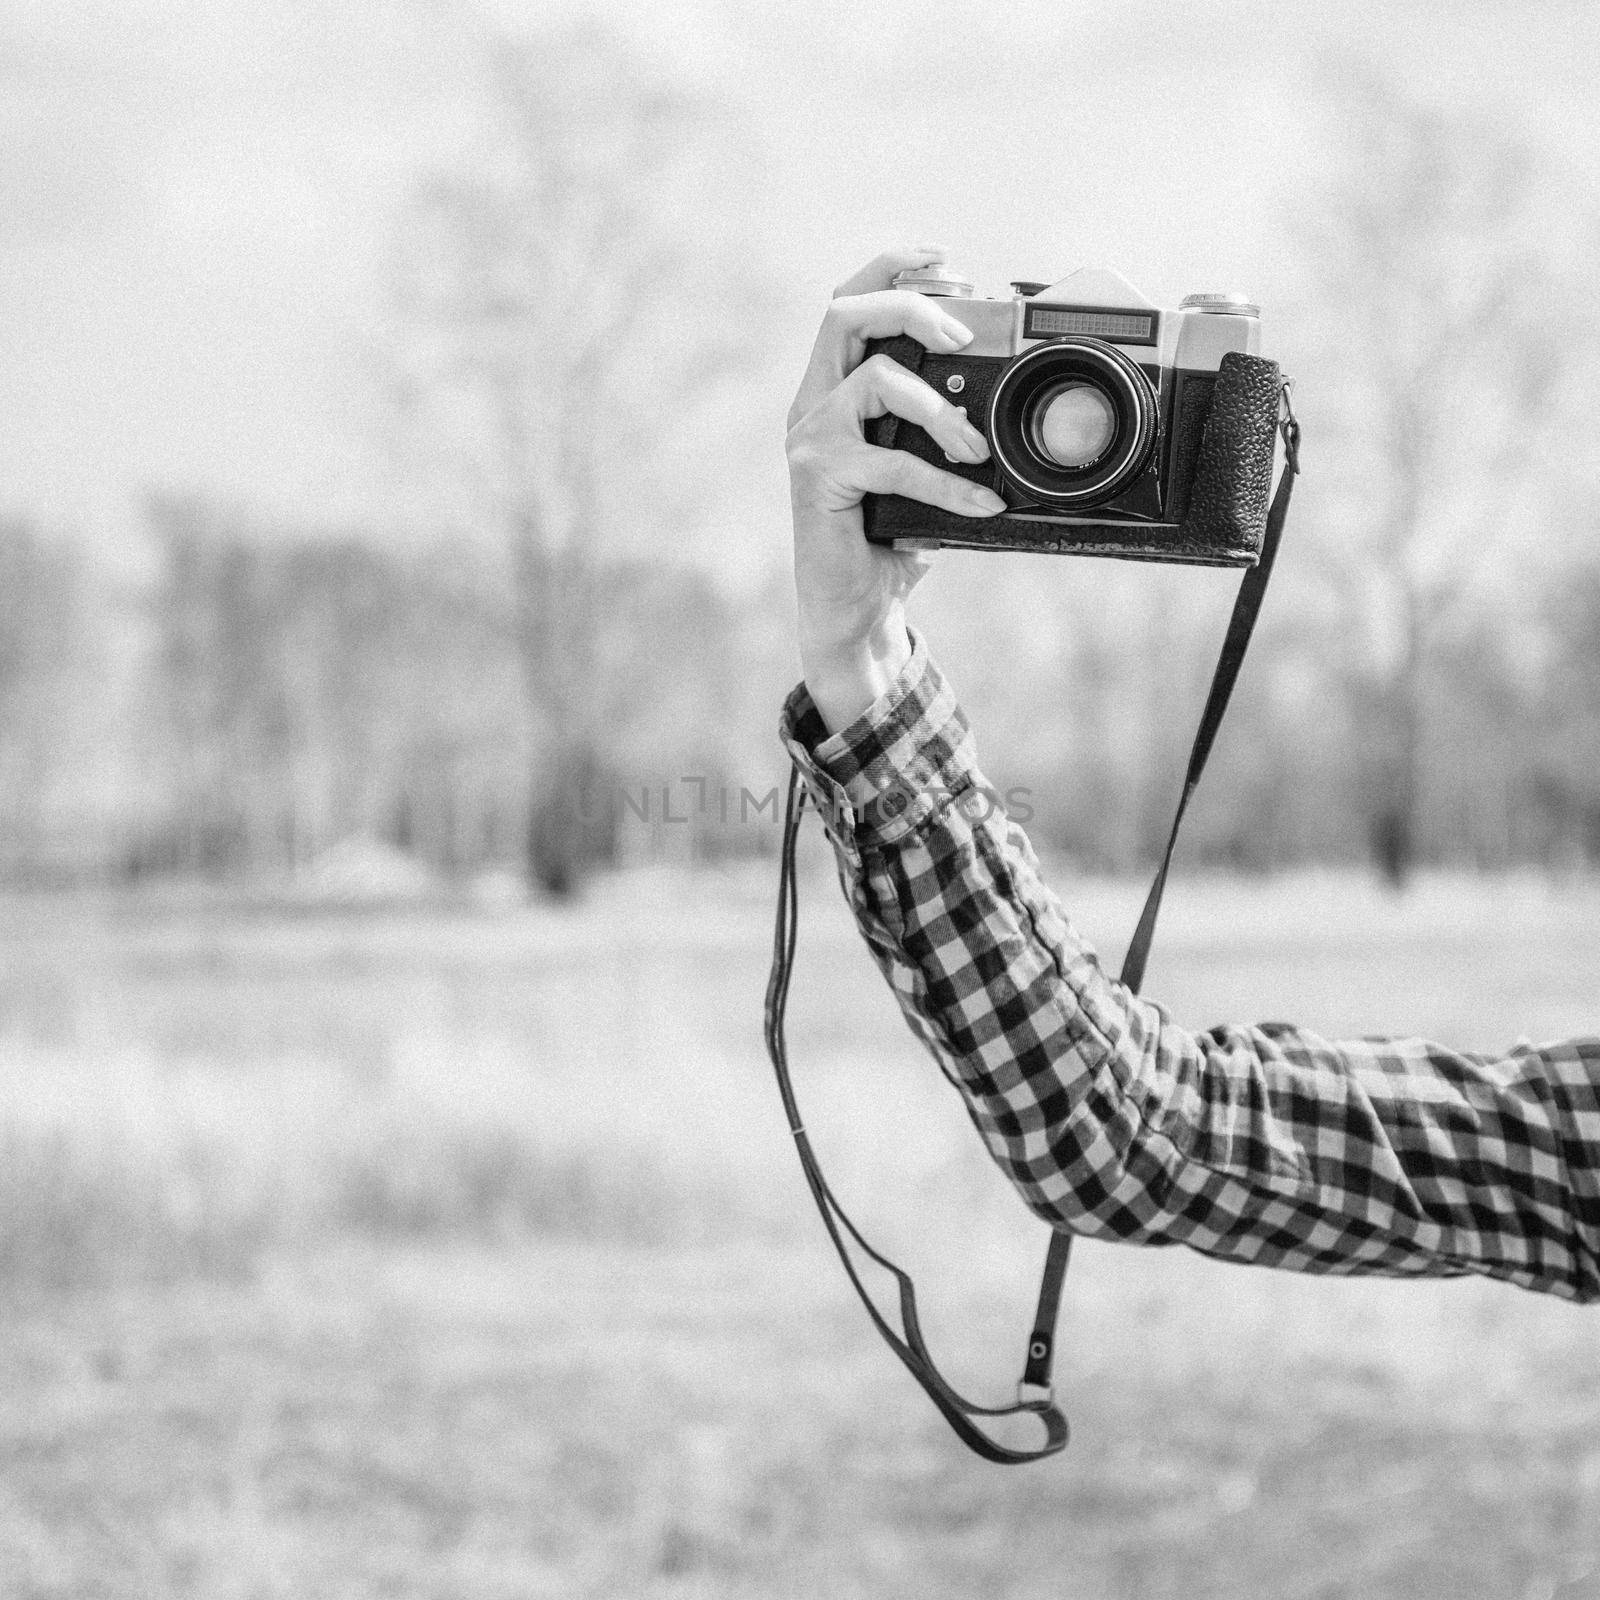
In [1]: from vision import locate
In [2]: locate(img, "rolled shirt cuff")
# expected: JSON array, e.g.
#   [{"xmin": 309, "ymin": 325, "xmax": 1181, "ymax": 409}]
[{"xmin": 778, "ymin": 628, "xmax": 991, "ymax": 851}]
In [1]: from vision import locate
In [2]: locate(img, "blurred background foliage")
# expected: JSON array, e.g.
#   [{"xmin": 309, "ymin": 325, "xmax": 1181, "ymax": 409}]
[{"xmin": 3, "ymin": 3, "xmax": 1600, "ymax": 896}]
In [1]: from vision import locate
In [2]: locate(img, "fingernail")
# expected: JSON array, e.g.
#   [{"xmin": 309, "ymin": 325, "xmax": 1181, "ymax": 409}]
[
  {"xmin": 967, "ymin": 487, "xmax": 1006, "ymax": 515},
  {"xmin": 962, "ymin": 422, "xmax": 989, "ymax": 458},
  {"xmin": 942, "ymin": 321, "xmax": 974, "ymax": 348}
]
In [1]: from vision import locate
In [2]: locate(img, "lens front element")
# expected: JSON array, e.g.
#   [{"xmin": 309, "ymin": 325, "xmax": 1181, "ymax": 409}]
[
  {"xmin": 988, "ymin": 339, "xmax": 1157, "ymax": 509},
  {"xmin": 1030, "ymin": 383, "xmax": 1117, "ymax": 469}
]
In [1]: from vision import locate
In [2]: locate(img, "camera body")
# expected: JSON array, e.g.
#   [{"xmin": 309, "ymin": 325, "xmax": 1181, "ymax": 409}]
[{"xmin": 862, "ymin": 264, "xmax": 1284, "ymax": 566}]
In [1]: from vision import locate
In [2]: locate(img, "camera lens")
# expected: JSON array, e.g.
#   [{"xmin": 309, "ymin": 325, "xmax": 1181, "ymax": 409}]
[
  {"xmin": 988, "ymin": 339, "xmax": 1157, "ymax": 509},
  {"xmin": 1029, "ymin": 383, "xmax": 1117, "ymax": 469}
]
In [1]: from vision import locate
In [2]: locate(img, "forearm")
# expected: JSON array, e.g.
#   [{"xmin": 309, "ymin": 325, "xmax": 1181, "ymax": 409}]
[{"xmin": 780, "ymin": 637, "xmax": 1600, "ymax": 1302}]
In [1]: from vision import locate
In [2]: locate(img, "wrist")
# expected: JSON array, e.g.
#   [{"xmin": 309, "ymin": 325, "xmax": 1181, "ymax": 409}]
[{"xmin": 800, "ymin": 614, "xmax": 913, "ymax": 735}]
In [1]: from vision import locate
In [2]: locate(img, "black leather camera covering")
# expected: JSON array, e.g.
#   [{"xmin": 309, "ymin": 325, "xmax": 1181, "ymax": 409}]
[
  {"xmin": 860, "ymin": 337, "xmax": 1282, "ymax": 566},
  {"xmin": 1176, "ymin": 352, "xmax": 1282, "ymax": 557}
]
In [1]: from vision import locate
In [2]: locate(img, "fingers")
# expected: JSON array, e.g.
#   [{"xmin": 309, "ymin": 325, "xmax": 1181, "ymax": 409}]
[
  {"xmin": 832, "ymin": 244, "xmax": 947, "ymax": 300},
  {"xmin": 789, "ymin": 289, "xmax": 974, "ymax": 432},
  {"xmin": 828, "ymin": 290, "xmax": 974, "ymax": 352},
  {"xmin": 788, "ymin": 247, "xmax": 1006, "ymax": 524},
  {"xmin": 789, "ymin": 245, "xmax": 960, "ymax": 429},
  {"xmin": 842, "ymin": 353, "xmax": 991, "ymax": 467},
  {"xmin": 851, "ymin": 443, "xmax": 1008, "ymax": 519},
  {"xmin": 789, "ymin": 357, "xmax": 1006, "ymax": 519}
]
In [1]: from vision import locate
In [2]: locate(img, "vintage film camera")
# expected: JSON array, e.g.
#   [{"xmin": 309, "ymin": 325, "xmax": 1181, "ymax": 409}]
[{"xmin": 863, "ymin": 264, "xmax": 1286, "ymax": 566}]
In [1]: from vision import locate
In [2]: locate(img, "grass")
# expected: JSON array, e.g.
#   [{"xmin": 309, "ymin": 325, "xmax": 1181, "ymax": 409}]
[{"xmin": 1, "ymin": 857, "xmax": 1599, "ymax": 1596}]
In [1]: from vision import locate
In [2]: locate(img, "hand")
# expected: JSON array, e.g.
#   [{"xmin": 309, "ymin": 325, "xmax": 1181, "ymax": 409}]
[{"xmin": 786, "ymin": 246, "xmax": 1006, "ymax": 734}]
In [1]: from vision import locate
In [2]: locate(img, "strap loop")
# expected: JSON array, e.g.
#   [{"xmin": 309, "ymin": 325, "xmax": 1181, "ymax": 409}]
[{"xmin": 765, "ymin": 768, "xmax": 1070, "ymax": 1463}]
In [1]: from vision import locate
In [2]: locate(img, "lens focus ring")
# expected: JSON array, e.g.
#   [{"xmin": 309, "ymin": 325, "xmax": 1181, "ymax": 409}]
[{"xmin": 988, "ymin": 339, "xmax": 1157, "ymax": 509}]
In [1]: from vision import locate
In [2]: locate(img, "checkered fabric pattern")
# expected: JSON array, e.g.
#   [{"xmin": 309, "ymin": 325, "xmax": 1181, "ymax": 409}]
[{"xmin": 780, "ymin": 630, "xmax": 1600, "ymax": 1303}]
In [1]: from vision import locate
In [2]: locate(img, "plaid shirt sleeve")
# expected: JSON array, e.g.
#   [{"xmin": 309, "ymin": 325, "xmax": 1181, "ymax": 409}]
[{"xmin": 779, "ymin": 630, "xmax": 1600, "ymax": 1303}]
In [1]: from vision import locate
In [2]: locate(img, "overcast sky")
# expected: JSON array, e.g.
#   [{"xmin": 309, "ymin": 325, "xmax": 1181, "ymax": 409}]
[{"xmin": 4, "ymin": 0, "xmax": 1598, "ymax": 573}]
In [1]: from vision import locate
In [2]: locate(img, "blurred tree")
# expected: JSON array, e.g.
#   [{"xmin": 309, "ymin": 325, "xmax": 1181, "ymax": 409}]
[
  {"xmin": 1536, "ymin": 560, "xmax": 1600, "ymax": 863},
  {"xmin": 143, "ymin": 498, "xmax": 526, "ymax": 880},
  {"xmin": 137, "ymin": 496, "xmax": 772, "ymax": 886},
  {"xmin": 0, "ymin": 518, "xmax": 102, "ymax": 882},
  {"xmin": 387, "ymin": 20, "xmax": 756, "ymax": 897},
  {"xmin": 1301, "ymin": 70, "xmax": 1581, "ymax": 885}
]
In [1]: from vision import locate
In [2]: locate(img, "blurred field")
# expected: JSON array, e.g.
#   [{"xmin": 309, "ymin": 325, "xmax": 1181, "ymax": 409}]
[{"xmin": 2, "ymin": 857, "xmax": 1600, "ymax": 1598}]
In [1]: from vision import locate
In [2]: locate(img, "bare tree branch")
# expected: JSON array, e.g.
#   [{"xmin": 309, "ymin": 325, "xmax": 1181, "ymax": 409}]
[
  {"xmin": 385, "ymin": 17, "xmax": 753, "ymax": 894},
  {"xmin": 1298, "ymin": 66, "xmax": 1584, "ymax": 883}
]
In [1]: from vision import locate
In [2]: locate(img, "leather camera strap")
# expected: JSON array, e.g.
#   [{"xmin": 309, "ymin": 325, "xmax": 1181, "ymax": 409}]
[{"xmin": 764, "ymin": 396, "xmax": 1301, "ymax": 1464}]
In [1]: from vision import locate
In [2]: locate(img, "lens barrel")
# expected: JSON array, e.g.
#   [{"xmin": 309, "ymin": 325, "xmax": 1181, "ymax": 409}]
[{"xmin": 988, "ymin": 339, "xmax": 1157, "ymax": 508}]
